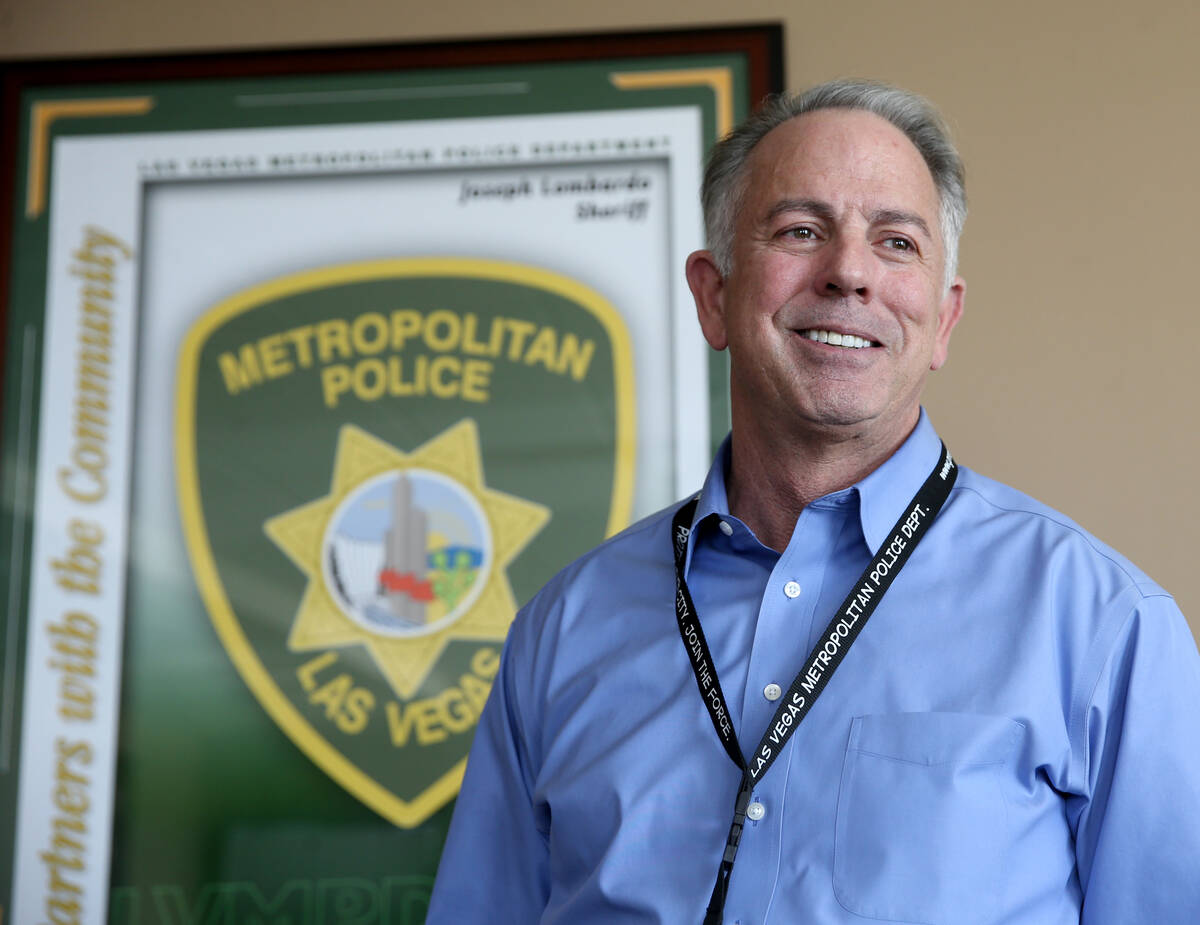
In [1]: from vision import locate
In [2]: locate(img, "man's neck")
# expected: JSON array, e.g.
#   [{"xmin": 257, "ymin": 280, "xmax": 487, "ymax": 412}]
[{"xmin": 726, "ymin": 411, "xmax": 918, "ymax": 552}]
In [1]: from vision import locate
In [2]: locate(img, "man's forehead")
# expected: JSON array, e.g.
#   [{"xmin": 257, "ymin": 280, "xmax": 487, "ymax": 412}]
[{"xmin": 745, "ymin": 109, "xmax": 939, "ymax": 212}]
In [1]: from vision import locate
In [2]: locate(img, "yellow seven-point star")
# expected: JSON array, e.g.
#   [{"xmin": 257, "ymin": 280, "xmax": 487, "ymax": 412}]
[{"xmin": 264, "ymin": 419, "xmax": 549, "ymax": 699}]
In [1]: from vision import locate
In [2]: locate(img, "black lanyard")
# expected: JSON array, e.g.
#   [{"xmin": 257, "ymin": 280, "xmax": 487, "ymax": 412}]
[{"xmin": 671, "ymin": 443, "xmax": 958, "ymax": 925}]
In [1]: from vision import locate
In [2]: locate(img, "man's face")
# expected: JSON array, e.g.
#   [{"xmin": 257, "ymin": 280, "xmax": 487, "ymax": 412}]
[{"xmin": 688, "ymin": 108, "xmax": 964, "ymax": 445}]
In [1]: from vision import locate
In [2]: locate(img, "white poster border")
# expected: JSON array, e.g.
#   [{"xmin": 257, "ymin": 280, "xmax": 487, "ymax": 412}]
[{"xmin": 10, "ymin": 105, "xmax": 710, "ymax": 925}]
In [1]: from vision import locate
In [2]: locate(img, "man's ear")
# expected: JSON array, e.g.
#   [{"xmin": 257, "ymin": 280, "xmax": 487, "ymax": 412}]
[
  {"xmin": 930, "ymin": 275, "xmax": 965, "ymax": 371},
  {"xmin": 686, "ymin": 250, "xmax": 729, "ymax": 351}
]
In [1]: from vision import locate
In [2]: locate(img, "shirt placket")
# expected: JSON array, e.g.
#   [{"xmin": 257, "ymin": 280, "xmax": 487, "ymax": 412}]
[{"xmin": 721, "ymin": 503, "xmax": 848, "ymax": 925}]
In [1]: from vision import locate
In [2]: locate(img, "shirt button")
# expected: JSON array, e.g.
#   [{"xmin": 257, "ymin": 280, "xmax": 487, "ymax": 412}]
[
  {"xmin": 783, "ymin": 580, "xmax": 801, "ymax": 599},
  {"xmin": 718, "ymin": 520, "xmax": 733, "ymax": 536},
  {"xmin": 746, "ymin": 801, "xmax": 766, "ymax": 821},
  {"xmin": 763, "ymin": 683, "xmax": 782, "ymax": 701}
]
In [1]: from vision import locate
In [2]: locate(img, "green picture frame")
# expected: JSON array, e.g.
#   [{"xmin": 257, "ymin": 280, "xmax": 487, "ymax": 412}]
[{"xmin": 0, "ymin": 26, "xmax": 781, "ymax": 925}]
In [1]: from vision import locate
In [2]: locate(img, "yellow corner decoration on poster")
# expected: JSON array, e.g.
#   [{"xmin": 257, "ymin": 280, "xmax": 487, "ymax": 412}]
[
  {"xmin": 175, "ymin": 257, "xmax": 636, "ymax": 828},
  {"xmin": 25, "ymin": 98, "xmax": 155, "ymax": 218},
  {"xmin": 610, "ymin": 67, "xmax": 735, "ymax": 138}
]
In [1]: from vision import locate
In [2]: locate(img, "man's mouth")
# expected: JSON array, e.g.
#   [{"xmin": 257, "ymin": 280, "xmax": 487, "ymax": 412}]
[{"xmin": 799, "ymin": 329, "xmax": 880, "ymax": 349}]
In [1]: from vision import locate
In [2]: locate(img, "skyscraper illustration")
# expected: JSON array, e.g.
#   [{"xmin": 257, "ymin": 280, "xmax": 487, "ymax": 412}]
[{"xmin": 381, "ymin": 473, "xmax": 431, "ymax": 623}]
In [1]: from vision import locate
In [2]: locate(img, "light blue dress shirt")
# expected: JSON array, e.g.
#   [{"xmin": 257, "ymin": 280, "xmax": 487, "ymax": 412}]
[{"xmin": 427, "ymin": 412, "xmax": 1200, "ymax": 924}]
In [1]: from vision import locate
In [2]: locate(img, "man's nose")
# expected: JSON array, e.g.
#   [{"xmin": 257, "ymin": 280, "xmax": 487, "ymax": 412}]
[{"xmin": 815, "ymin": 236, "xmax": 871, "ymax": 299}]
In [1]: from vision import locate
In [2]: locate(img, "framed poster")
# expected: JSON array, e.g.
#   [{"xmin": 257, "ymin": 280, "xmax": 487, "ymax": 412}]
[{"xmin": 0, "ymin": 26, "xmax": 782, "ymax": 925}]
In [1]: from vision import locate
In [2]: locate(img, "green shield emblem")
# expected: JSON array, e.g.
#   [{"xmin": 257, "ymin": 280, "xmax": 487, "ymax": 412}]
[{"xmin": 176, "ymin": 258, "xmax": 634, "ymax": 827}]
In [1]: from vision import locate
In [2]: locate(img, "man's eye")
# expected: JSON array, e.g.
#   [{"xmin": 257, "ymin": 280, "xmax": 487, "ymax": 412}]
[
  {"xmin": 783, "ymin": 227, "xmax": 815, "ymax": 240},
  {"xmin": 883, "ymin": 236, "xmax": 913, "ymax": 251}
]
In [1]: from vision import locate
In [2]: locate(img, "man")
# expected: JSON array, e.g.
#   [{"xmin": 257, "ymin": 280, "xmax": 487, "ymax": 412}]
[{"xmin": 427, "ymin": 80, "xmax": 1200, "ymax": 923}]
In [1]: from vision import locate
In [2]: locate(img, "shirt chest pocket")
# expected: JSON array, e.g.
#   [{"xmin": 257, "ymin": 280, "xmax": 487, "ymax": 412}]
[{"xmin": 834, "ymin": 712, "xmax": 1024, "ymax": 925}]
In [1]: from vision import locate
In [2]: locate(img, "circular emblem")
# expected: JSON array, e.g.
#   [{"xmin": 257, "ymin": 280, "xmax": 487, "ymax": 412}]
[{"xmin": 322, "ymin": 469, "xmax": 492, "ymax": 638}]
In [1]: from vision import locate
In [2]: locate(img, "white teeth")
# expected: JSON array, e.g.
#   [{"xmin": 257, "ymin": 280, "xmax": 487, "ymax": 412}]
[{"xmin": 802, "ymin": 329, "xmax": 874, "ymax": 348}]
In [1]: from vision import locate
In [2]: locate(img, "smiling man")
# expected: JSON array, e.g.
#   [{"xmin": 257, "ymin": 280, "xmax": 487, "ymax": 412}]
[
  {"xmin": 685, "ymin": 104, "xmax": 964, "ymax": 552},
  {"xmin": 427, "ymin": 80, "xmax": 1200, "ymax": 924}
]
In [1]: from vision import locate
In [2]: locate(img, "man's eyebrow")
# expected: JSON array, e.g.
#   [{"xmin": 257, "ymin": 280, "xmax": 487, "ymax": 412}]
[
  {"xmin": 763, "ymin": 199, "xmax": 934, "ymax": 240},
  {"xmin": 870, "ymin": 208, "xmax": 933, "ymax": 240},
  {"xmin": 764, "ymin": 198, "xmax": 836, "ymax": 223}
]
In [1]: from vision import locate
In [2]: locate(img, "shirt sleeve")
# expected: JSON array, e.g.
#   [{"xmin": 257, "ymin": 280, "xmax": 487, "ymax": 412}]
[
  {"xmin": 426, "ymin": 622, "xmax": 550, "ymax": 923},
  {"xmin": 1075, "ymin": 591, "xmax": 1200, "ymax": 924}
]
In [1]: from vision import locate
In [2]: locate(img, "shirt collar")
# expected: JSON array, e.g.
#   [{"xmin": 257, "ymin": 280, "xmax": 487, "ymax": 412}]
[
  {"xmin": 679, "ymin": 434, "xmax": 737, "ymax": 574},
  {"xmin": 689, "ymin": 408, "xmax": 945, "ymax": 558},
  {"xmin": 855, "ymin": 408, "xmax": 945, "ymax": 554},
  {"xmin": 691, "ymin": 434, "xmax": 734, "ymax": 531}
]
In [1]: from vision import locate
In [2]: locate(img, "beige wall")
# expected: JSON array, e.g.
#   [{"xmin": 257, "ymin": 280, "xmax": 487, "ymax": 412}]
[{"xmin": 4, "ymin": 1, "xmax": 1199, "ymax": 635}]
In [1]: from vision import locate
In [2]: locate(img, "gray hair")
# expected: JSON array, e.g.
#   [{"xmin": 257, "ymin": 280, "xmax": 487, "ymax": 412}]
[{"xmin": 702, "ymin": 79, "xmax": 967, "ymax": 288}]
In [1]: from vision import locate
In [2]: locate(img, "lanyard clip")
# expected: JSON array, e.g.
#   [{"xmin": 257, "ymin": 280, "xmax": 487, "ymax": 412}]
[
  {"xmin": 722, "ymin": 781, "xmax": 754, "ymax": 863},
  {"xmin": 705, "ymin": 779, "xmax": 755, "ymax": 925}
]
